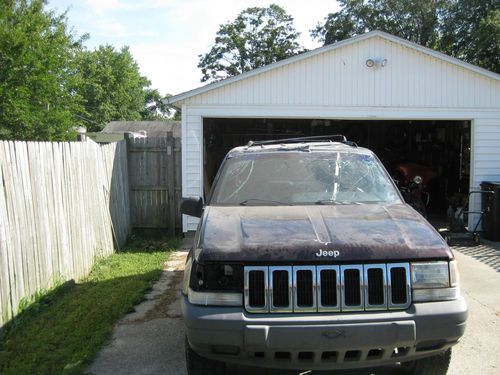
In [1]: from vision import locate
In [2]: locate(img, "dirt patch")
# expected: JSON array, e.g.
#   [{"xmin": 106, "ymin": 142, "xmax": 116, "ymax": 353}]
[
  {"xmin": 121, "ymin": 251, "xmax": 188, "ymax": 324},
  {"xmin": 143, "ymin": 270, "xmax": 184, "ymax": 320}
]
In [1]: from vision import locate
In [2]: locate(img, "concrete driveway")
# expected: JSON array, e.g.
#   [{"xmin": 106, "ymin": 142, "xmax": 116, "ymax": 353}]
[{"xmin": 85, "ymin": 241, "xmax": 500, "ymax": 375}]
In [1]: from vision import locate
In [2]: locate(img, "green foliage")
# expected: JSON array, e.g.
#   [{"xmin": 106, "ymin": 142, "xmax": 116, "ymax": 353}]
[
  {"xmin": 312, "ymin": 0, "xmax": 446, "ymax": 47},
  {"xmin": 0, "ymin": 240, "xmax": 178, "ymax": 375},
  {"xmin": 312, "ymin": 0, "xmax": 500, "ymax": 73},
  {"xmin": 141, "ymin": 89, "xmax": 176, "ymax": 121},
  {"xmin": 75, "ymin": 45, "xmax": 154, "ymax": 132},
  {"xmin": 0, "ymin": 0, "xmax": 84, "ymax": 140},
  {"xmin": 198, "ymin": 4, "xmax": 304, "ymax": 82},
  {"xmin": 0, "ymin": 1, "xmax": 174, "ymax": 139},
  {"xmin": 439, "ymin": 0, "xmax": 500, "ymax": 74}
]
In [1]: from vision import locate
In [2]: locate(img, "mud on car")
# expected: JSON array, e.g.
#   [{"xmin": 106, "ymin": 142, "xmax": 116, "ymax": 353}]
[{"xmin": 181, "ymin": 136, "xmax": 467, "ymax": 375}]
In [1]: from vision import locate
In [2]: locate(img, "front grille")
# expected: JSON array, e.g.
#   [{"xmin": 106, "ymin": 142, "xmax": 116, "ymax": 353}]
[{"xmin": 244, "ymin": 263, "xmax": 410, "ymax": 313}]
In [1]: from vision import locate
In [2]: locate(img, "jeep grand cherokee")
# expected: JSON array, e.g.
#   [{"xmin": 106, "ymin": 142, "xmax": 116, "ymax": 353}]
[{"xmin": 180, "ymin": 136, "xmax": 467, "ymax": 375}]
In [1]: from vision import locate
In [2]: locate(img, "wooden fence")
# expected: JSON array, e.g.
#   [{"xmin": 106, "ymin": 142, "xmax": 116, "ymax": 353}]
[
  {"xmin": 126, "ymin": 132, "xmax": 182, "ymax": 235},
  {"xmin": 0, "ymin": 139, "xmax": 130, "ymax": 327}
]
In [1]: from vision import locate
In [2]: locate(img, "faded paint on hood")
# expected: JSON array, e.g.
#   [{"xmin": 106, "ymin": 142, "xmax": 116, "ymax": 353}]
[{"xmin": 196, "ymin": 204, "xmax": 452, "ymax": 263}]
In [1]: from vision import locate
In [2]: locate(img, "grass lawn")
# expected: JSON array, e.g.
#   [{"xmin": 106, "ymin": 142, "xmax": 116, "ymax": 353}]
[{"xmin": 0, "ymin": 238, "xmax": 179, "ymax": 375}]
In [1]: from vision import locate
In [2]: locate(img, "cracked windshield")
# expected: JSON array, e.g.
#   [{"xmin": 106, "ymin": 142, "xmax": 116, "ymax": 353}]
[{"xmin": 211, "ymin": 151, "xmax": 402, "ymax": 205}]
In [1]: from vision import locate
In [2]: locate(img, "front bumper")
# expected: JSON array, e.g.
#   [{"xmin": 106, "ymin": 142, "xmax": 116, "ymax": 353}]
[{"xmin": 182, "ymin": 295, "xmax": 467, "ymax": 370}]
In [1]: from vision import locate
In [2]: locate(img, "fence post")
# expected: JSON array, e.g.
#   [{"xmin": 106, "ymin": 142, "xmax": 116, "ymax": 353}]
[
  {"xmin": 166, "ymin": 131, "xmax": 176, "ymax": 237},
  {"xmin": 76, "ymin": 127, "xmax": 87, "ymax": 142},
  {"xmin": 123, "ymin": 132, "xmax": 135, "ymax": 231},
  {"xmin": 124, "ymin": 132, "xmax": 134, "ymax": 145}
]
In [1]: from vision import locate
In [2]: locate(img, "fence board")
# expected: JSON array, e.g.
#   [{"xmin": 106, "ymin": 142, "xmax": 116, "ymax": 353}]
[
  {"xmin": 0, "ymin": 165, "xmax": 12, "ymax": 324},
  {"xmin": 126, "ymin": 134, "xmax": 181, "ymax": 231},
  {"xmin": 0, "ymin": 139, "xmax": 130, "ymax": 327}
]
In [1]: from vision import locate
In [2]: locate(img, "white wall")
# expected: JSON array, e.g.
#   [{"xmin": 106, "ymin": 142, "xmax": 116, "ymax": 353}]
[
  {"xmin": 185, "ymin": 36, "xmax": 499, "ymax": 109},
  {"xmin": 180, "ymin": 35, "xmax": 500, "ymax": 231}
]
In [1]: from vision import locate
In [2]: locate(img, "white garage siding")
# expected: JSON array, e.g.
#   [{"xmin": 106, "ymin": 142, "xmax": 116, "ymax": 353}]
[{"xmin": 171, "ymin": 31, "xmax": 500, "ymax": 232}]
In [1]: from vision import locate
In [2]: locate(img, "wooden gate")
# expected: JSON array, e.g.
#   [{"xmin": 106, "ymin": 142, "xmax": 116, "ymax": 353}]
[{"xmin": 125, "ymin": 132, "xmax": 181, "ymax": 235}]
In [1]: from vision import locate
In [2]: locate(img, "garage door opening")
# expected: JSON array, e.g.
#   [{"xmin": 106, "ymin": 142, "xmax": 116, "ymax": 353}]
[{"xmin": 203, "ymin": 118, "xmax": 471, "ymax": 222}]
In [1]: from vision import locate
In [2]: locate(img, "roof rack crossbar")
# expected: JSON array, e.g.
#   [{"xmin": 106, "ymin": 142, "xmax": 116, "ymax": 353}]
[{"xmin": 246, "ymin": 134, "xmax": 357, "ymax": 147}]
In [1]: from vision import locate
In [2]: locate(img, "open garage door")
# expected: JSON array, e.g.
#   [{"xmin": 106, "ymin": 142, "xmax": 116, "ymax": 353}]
[{"xmin": 203, "ymin": 118, "xmax": 471, "ymax": 223}]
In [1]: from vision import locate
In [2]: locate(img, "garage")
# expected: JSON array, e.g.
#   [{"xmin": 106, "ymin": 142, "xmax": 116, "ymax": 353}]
[
  {"xmin": 166, "ymin": 30, "xmax": 500, "ymax": 232},
  {"xmin": 203, "ymin": 118, "xmax": 470, "ymax": 218}
]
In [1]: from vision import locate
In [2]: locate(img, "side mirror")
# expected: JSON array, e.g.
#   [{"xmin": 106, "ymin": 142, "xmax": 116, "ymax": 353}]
[{"xmin": 181, "ymin": 196, "xmax": 204, "ymax": 218}]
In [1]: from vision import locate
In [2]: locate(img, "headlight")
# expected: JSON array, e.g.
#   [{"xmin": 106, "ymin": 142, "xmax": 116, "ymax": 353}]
[
  {"xmin": 183, "ymin": 259, "xmax": 243, "ymax": 306},
  {"xmin": 411, "ymin": 260, "xmax": 460, "ymax": 302},
  {"xmin": 411, "ymin": 261, "xmax": 449, "ymax": 288}
]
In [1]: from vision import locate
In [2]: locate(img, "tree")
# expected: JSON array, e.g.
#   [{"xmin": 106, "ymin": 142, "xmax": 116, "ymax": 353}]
[
  {"xmin": 141, "ymin": 89, "xmax": 177, "ymax": 121},
  {"xmin": 198, "ymin": 4, "xmax": 304, "ymax": 82},
  {"xmin": 312, "ymin": 0, "xmax": 447, "ymax": 48},
  {"xmin": 74, "ymin": 45, "xmax": 155, "ymax": 131},
  {"xmin": 439, "ymin": 0, "xmax": 500, "ymax": 74},
  {"xmin": 0, "ymin": 0, "xmax": 84, "ymax": 140}
]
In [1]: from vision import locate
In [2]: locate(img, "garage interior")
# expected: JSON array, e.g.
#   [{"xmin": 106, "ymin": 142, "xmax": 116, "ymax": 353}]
[{"xmin": 203, "ymin": 118, "xmax": 471, "ymax": 224}]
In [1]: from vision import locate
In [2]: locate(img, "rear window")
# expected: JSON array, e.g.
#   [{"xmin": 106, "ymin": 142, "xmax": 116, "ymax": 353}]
[{"xmin": 210, "ymin": 151, "xmax": 401, "ymax": 206}]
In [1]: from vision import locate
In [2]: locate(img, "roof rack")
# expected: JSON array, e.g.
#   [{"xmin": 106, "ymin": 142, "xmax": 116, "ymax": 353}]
[{"xmin": 246, "ymin": 135, "xmax": 357, "ymax": 147}]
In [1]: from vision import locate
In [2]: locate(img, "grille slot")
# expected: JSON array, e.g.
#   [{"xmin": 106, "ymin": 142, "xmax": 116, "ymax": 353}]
[
  {"xmin": 390, "ymin": 268, "xmax": 406, "ymax": 304},
  {"xmin": 367, "ymin": 269, "xmax": 384, "ymax": 304},
  {"xmin": 269, "ymin": 266, "xmax": 292, "ymax": 312},
  {"xmin": 344, "ymin": 270, "xmax": 361, "ymax": 305},
  {"xmin": 364, "ymin": 264, "xmax": 387, "ymax": 310},
  {"xmin": 320, "ymin": 269, "xmax": 337, "ymax": 306},
  {"xmin": 272, "ymin": 271, "xmax": 289, "ymax": 306},
  {"xmin": 387, "ymin": 263, "xmax": 411, "ymax": 310},
  {"xmin": 296, "ymin": 271, "xmax": 313, "ymax": 306},
  {"xmin": 318, "ymin": 265, "xmax": 340, "ymax": 312},
  {"xmin": 249, "ymin": 271, "xmax": 265, "ymax": 307},
  {"xmin": 293, "ymin": 266, "xmax": 317, "ymax": 312},
  {"xmin": 244, "ymin": 266, "xmax": 268, "ymax": 312},
  {"xmin": 244, "ymin": 263, "xmax": 410, "ymax": 313},
  {"xmin": 341, "ymin": 265, "xmax": 364, "ymax": 311}
]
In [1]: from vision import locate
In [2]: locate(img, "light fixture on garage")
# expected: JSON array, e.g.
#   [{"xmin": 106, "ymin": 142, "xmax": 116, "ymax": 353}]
[{"xmin": 366, "ymin": 58, "xmax": 388, "ymax": 69}]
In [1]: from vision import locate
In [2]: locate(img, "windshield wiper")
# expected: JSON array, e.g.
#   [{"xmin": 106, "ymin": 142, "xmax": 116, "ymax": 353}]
[
  {"xmin": 239, "ymin": 199, "xmax": 292, "ymax": 206},
  {"xmin": 315, "ymin": 200, "xmax": 385, "ymax": 205},
  {"xmin": 314, "ymin": 200, "xmax": 352, "ymax": 205}
]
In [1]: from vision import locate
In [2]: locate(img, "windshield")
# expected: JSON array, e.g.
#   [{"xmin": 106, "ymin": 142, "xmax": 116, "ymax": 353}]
[{"xmin": 210, "ymin": 151, "xmax": 402, "ymax": 205}]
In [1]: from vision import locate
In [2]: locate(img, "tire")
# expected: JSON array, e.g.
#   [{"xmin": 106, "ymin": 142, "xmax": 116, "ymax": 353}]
[
  {"xmin": 185, "ymin": 337, "xmax": 226, "ymax": 375},
  {"xmin": 405, "ymin": 349, "xmax": 452, "ymax": 375}
]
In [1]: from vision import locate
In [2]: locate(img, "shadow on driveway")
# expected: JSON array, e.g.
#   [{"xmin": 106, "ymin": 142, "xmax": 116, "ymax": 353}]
[{"xmin": 451, "ymin": 241, "xmax": 500, "ymax": 272}]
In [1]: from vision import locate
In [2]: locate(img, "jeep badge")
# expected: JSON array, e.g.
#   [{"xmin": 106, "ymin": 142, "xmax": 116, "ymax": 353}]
[{"xmin": 315, "ymin": 249, "xmax": 340, "ymax": 257}]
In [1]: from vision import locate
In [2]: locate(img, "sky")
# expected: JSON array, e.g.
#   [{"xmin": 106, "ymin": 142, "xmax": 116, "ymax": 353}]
[{"xmin": 48, "ymin": 0, "xmax": 340, "ymax": 97}]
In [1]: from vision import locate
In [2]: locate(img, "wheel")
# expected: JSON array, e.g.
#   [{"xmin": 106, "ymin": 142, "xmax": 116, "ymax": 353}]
[
  {"xmin": 404, "ymin": 349, "xmax": 452, "ymax": 375},
  {"xmin": 185, "ymin": 337, "xmax": 226, "ymax": 375}
]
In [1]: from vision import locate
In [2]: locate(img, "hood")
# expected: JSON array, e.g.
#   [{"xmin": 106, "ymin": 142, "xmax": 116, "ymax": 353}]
[{"xmin": 196, "ymin": 204, "xmax": 452, "ymax": 263}]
